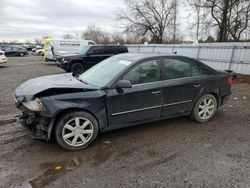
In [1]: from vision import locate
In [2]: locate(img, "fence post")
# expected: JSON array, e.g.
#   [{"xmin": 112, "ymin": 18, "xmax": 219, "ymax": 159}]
[
  {"xmin": 172, "ymin": 46, "xmax": 175, "ymax": 54},
  {"xmin": 196, "ymin": 45, "xmax": 200, "ymax": 60},
  {"xmin": 229, "ymin": 46, "xmax": 236, "ymax": 70},
  {"xmin": 152, "ymin": 45, "xmax": 155, "ymax": 53},
  {"xmin": 138, "ymin": 46, "xmax": 140, "ymax": 53}
]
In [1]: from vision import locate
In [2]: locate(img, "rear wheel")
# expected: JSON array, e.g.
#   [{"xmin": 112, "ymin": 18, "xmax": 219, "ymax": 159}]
[
  {"xmin": 191, "ymin": 94, "xmax": 217, "ymax": 123},
  {"xmin": 55, "ymin": 111, "xmax": 99, "ymax": 151},
  {"xmin": 71, "ymin": 63, "xmax": 85, "ymax": 76},
  {"xmin": 19, "ymin": 52, "xmax": 24, "ymax": 57}
]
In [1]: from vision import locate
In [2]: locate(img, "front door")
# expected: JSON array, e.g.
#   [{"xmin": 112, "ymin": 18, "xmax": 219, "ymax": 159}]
[
  {"xmin": 107, "ymin": 58, "xmax": 163, "ymax": 127},
  {"xmin": 86, "ymin": 47, "xmax": 106, "ymax": 68}
]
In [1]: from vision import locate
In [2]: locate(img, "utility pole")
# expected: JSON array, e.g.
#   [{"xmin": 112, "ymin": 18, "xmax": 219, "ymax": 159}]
[
  {"xmin": 173, "ymin": 0, "xmax": 177, "ymax": 43},
  {"xmin": 196, "ymin": 0, "xmax": 201, "ymax": 41}
]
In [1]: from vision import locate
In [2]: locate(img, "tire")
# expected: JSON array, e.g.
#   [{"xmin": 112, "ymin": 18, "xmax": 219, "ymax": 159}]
[
  {"xmin": 38, "ymin": 51, "xmax": 43, "ymax": 56},
  {"xmin": 55, "ymin": 111, "xmax": 99, "ymax": 151},
  {"xmin": 191, "ymin": 94, "xmax": 217, "ymax": 123},
  {"xmin": 19, "ymin": 52, "xmax": 24, "ymax": 57},
  {"xmin": 71, "ymin": 63, "xmax": 85, "ymax": 76}
]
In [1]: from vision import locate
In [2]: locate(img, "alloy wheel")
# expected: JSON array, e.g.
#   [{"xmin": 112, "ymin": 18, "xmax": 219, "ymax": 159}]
[
  {"xmin": 198, "ymin": 98, "xmax": 215, "ymax": 120},
  {"xmin": 62, "ymin": 117, "xmax": 94, "ymax": 147}
]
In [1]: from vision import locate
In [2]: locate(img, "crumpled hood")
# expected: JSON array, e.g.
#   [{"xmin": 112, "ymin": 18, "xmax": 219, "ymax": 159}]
[{"xmin": 14, "ymin": 73, "xmax": 97, "ymax": 99}]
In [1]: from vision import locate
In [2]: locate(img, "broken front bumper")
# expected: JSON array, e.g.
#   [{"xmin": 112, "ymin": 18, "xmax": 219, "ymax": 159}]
[{"xmin": 17, "ymin": 104, "xmax": 53, "ymax": 140}]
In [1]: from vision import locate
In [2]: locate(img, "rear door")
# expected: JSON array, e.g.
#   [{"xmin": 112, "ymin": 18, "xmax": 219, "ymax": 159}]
[
  {"xmin": 107, "ymin": 58, "xmax": 163, "ymax": 127},
  {"xmin": 161, "ymin": 57, "xmax": 207, "ymax": 117}
]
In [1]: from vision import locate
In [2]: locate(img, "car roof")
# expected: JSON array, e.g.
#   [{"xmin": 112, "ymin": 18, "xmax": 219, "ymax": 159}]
[{"xmin": 114, "ymin": 53, "xmax": 179, "ymax": 62}]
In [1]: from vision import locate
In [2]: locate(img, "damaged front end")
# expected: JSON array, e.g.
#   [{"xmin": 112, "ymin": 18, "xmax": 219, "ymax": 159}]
[
  {"xmin": 14, "ymin": 96, "xmax": 54, "ymax": 141},
  {"xmin": 13, "ymin": 73, "xmax": 100, "ymax": 141}
]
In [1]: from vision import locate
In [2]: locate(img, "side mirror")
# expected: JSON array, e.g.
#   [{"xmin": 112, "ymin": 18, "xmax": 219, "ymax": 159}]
[{"xmin": 116, "ymin": 80, "xmax": 132, "ymax": 89}]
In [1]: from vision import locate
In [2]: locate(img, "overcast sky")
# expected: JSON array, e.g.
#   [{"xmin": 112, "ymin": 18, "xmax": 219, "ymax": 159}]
[
  {"xmin": 0, "ymin": 0, "xmax": 198, "ymax": 42},
  {"xmin": 0, "ymin": 0, "xmax": 126, "ymax": 41}
]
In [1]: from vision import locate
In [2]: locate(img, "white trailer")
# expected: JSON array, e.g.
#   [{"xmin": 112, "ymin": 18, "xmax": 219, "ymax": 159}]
[{"xmin": 43, "ymin": 39, "xmax": 96, "ymax": 61}]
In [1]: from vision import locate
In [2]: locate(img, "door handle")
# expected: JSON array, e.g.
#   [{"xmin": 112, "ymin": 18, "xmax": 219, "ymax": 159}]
[
  {"xmin": 193, "ymin": 84, "xmax": 201, "ymax": 88},
  {"xmin": 152, "ymin": 91, "xmax": 162, "ymax": 95}
]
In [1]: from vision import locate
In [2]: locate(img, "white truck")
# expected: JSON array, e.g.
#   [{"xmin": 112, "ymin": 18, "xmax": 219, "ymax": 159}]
[{"xmin": 43, "ymin": 39, "xmax": 96, "ymax": 61}]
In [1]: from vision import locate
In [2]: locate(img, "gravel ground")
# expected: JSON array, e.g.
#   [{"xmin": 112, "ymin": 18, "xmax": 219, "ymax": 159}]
[
  {"xmin": 0, "ymin": 56, "xmax": 250, "ymax": 188},
  {"xmin": 0, "ymin": 56, "xmax": 63, "ymax": 117}
]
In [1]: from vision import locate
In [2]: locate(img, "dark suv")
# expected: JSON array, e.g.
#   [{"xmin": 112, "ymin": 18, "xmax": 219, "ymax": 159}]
[{"xmin": 56, "ymin": 45, "xmax": 128, "ymax": 75}]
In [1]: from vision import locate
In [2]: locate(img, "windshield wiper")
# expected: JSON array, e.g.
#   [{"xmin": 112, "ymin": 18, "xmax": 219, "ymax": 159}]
[
  {"xmin": 73, "ymin": 73, "xmax": 88, "ymax": 85},
  {"xmin": 78, "ymin": 78, "xmax": 89, "ymax": 85}
]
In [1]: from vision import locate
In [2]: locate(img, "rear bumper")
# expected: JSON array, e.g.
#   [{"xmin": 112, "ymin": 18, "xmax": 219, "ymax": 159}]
[
  {"xmin": 221, "ymin": 94, "xmax": 231, "ymax": 106},
  {"xmin": 0, "ymin": 57, "xmax": 7, "ymax": 64}
]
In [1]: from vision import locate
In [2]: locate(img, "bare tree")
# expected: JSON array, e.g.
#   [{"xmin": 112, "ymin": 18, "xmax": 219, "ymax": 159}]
[
  {"xmin": 73, "ymin": 31, "xmax": 82, "ymax": 40},
  {"xmin": 42, "ymin": 35, "xmax": 51, "ymax": 40},
  {"xmin": 111, "ymin": 33, "xmax": 125, "ymax": 44},
  {"xmin": 189, "ymin": 0, "xmax": 203, "ymax": 41},
  {"xmin": 205, "ymin": 0, "xmax": 250, "ymax": 42},
  {"xmin": 123, "ymin": 32, "xmax": 147, "ymax": 44},
  {"xmin": 118, "ymin": 0, "xmax": 176, "ymax": 43},
  {"xmin": 34, "ymin": 38, "xmax": 42, "ymax": 44},
  {"xmin": 82, "ymin": 26, "xmax": 111, "ymax": 44},
  {"xmin": 25, "ymin": 39, "xmax": 33, "ymax": 44},
  {"xmin": 228, "ymin": 0, "xmax": 250, "ymax": 41},
  {"xmin": 63, "ymin": 33, "xmax": 74, "ymax": 40},
  {"xmin": 172, "ymin": 0, "xmax": 178, "ymax": 43}
]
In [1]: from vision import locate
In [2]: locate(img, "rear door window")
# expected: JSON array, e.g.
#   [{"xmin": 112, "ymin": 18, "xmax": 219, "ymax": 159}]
[
  {"xmin": 4, "ymin": 47, "xmax": 13, "ymax": 52},
  {"xmin": 163, "ymin": 58, "xmax": 205, "ymax": 80},
  {"xmin": 103, "ymin": 46, "xmax": 113, "ymax": 54},
  {"xmin": 89, "ymin": 47, "xmax": 103, "ymax": 55}
]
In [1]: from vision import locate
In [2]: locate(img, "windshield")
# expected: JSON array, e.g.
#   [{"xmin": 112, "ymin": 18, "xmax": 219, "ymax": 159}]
[
  {"xmin": 78, "ymin": 46, "xmax": 91, "ymax": 54},
  {"xmin": 79, "ymin": 57, "xmax": 133, "ymax": 87}
]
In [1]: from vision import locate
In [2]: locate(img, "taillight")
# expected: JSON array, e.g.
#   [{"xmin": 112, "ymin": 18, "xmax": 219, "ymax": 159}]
[{"xmin": 227, "ymin": 75, "xmax": 233, "ymax": 86}]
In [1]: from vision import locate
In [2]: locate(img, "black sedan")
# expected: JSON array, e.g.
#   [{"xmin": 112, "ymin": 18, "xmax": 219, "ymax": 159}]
[
  {"xmin": 14, "ymin": 53, "xmax": 232, "ymax": 151},
  {"xmin": 1, "ymin": 46, "xmax": 28, "ymax": 57}
]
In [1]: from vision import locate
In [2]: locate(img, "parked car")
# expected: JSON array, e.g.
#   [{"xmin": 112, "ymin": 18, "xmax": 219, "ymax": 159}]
[
  {"xmin": 0, "ymin": 50, "xmax": 7, "ymax": 64},
  {"xmin": 56, "ymin": 45, "xmax": 128, "ymax": 75},
  {"xmin": 34, "ymin": 49, "xmax": 45, "ymax": 56},
  {"xmin": 14, "ymin": 53, "xmax": 233, "ymax": 151},
  {"xmin": 0, "ymin": 46, "xmax": 28, "ymax": 57},
  {"xmin": 32, "ymin": 45, "xmax": 43, "ymax": 53},
  {"xmin": 22, "ymin": 44, "xmax": 35, "ymax": 51}
]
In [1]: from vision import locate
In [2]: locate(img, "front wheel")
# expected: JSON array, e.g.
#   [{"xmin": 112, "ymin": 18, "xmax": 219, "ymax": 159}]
[
  {"xmin": 19, "ymin": 52, "xmax": 24, "ymax": 57},
  {"xmin": 55, "ymin": 111, "xmax": 99, "ymax": 151},
  {"xmin": 191, "ymin": 94, "xmax": 217, "ymax": 123}
]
